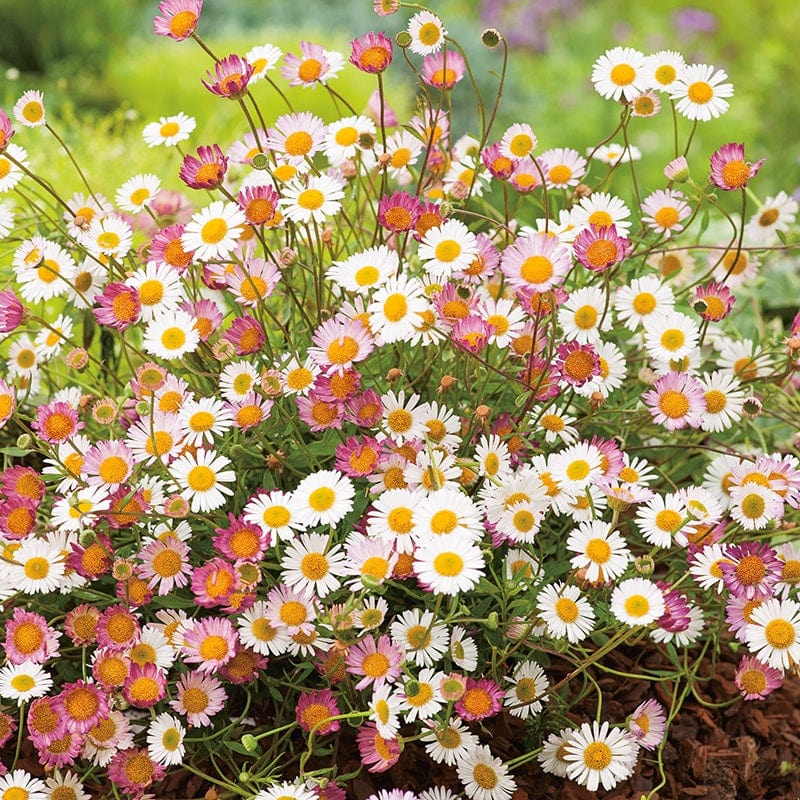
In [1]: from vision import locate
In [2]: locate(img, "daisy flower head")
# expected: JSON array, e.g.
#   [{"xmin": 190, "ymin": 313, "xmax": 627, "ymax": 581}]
[
  {"xmin": 246, "ymin": 42, "xmax": 283, "ymax": 80},
  {"xmin": 728, "ymin": 482, "xmax": 784, "ymax": 531},
  {"xmin": 573, "ymin": 191, "xmax": 632, "ymax": 236},
  {"xmin": 719, "ymin": 541, "xmax": 782, "ymax": 600},
  {"xmin": 0, "ymin": 661, "xmax": 53, "ymax": 704},
  {"xmin": 153, "ymin": 0, "xmax": 202, "ymax": 40},
  {"xmin": 328, "ymin": 241, "xmax": 398, "ymax": 296},
  {"xmin": 698, "ymin": 371, "xmax": 744, "ymax": 432},
  {"xmin": 350, "ymin": 31, "xmax": 393, "ymax": 74},
  {"xmin": 292, "ymin": 469, "xmax": 355, "ymax": 529},
  {"xmin": 0, "ymin": 108, "xmax": 14, "ymax": 149},
  {"xmin": 202, "ymin": 53, "xmax": 253, "ymax": 99},
  {"xmin": 539, "ymin": 147, "xmax": 587, "ymax": 189},
  {"xmin": 15, "ymin": 240, "xmax": 77, "ymax": 303},
  {"xmin": 323, "ymin": 114, "xmax": 377, "ymax": 165},
  {"xmin": 643, "ymin": 310, "xmax": 700, "ymax": 365},
  {"xmin": 13, "ymin": 89, "xmax": 46, "ymax": 127},
  {"xmin": 413, "ymin": 534, "xmax": 485, "ymax": 595},
  {"xmin": 504, "ymin": 660, "xmax": 550, "ymax": 719},
  {"xmin": 281, "ymin": 174, "xmax": 344, "ymax": 224},
  {"xmin": 280, "ymin": 532, "xmax": 345, "ymax": 598},
  {"xmin": 567, "ymin": 520, "xmax": 631, "ymax": 583},
  {"xmin": 591, "ymin": 46, "xmax": 647, "ymax": 101},
  {"xmin": 670, "ymin": 61, "xmax": 735, "ymax": 121},
  {"xmin": 563, "ymin": 721, "xmax": 639, "ymax": 791},
  {"xmin": 643, "ymin": 371, "xmax": 705, "ymax": 431},
  {"xmin": 84, "ymin": 213, "xmax": 132, "ymax": 260},
  {"xmin": 179, "ymin": 143, "xmax": 228, "ymax": 189},
  {"xmin": 181, "ymin": 200, "xmax": 246, "ymax": 261},
  {"xmin": 693, "ymin": 281, "xmax": 736, "ymax": 323},
  {"xmin": 614, "ymin": 275, "xmax": 675, "ymax": 332},
  {"xmin": 417, "ymin": 219, "xmax": 478, "ymax": 281},
  {"xmin": 745, "ymin": 597, "xmax": 800, "ymax": 670},
  {"xmin": 0, "ymin": 143, "xmax": 28, "ymax": 192},
  {"xmin": 143, "ymin": 112, "xmax": 196, "ymax": 147},
  {"xmin": 0, "ymin": 771, "xmax": 48, "ymax": 800},
  {"xmin": 456, "ymin": 744, "xmax": 517, "ymax": 800},
  {"xmin": 281, "ymin": 41, "xmax": 344, "ymax": 88},
  {"xmin": 32, "ymin": 400, "xmax": 83, "ymax": 445},
  {"xmin": 734, "ymin": 654, "xmax": 783, "ymax": 701},
  {"xmin": 346, "ymin": 634, "xmax": 402, "ymax": 691},
  {"xmin": 422, "ymin": 717, "xmax": 479, "ymax": 767},
  {"xmin": 115, "ymin": 173, "xmax": 161, "ymax": 213},
  {"xmin": 500, "ymin": 122, "xmax": 537, "ymax": 160},
  {"xmin": 500, "ymin": 231, "xmax": 571, "ymax": 292},
  {"xmin": 611, "ymin": 577, "xmax": 665, "ymax": 626},
  {"xmin": 556, "ymin": 340, "xmax": 601, "ymax": 388},
  {"xmin": 628, "ymin": 699, "xmax": 667, "ymax": 750},
  {"xmin": 170, "ymin": 449, "xmax": 235, "ymax": 513},
  {"xmin": 709, "ymin": 142, "xmax": 764, "ymax": 191},
  {"xmin": 558, "ymin": 286, "xmax": 611, "ymax": 344},
  {"xmin": 536, "ymin": 582, "xmax": 596, "ymax": 643},
  {"xmin": 744, "ymin": 191, "xmax": 798, "ymax": 244},
  {"xmin": 421, "ymin": 49, "xmax": 466, "ymax": 90},
  {"xmin": 142, "ymin": 309, "xmax": 201, "ymax": 360},
  {"xmin": 309, "ymin": 316, "xmax": 373, "ymax": 376},
  {"xmin": 642, "ymin": 50, "xmax": 686, "ymax": 92},
  {"xmin": 368, "ymin": 275, "xmax": 431, "ymax": 346},
  {"xmin": 630, "ymin": 91, "xmax": 661, "ymax": 117},
  {"xmin": 548, "ymin": 440, "xmax": 604, "ymax": 491},
  {"xmin": 407, "ymin": 10, "xmax": 447, "ymax": 55},
  {"xmin": 641, "ymin": 189, "xmax": 691, "ymax": 237}
]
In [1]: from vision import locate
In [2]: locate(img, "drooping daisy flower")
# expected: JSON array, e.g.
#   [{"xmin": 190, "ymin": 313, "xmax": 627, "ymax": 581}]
[{"xmin": 153, "ymin": 0, "xmax": 202, "ymax": 40}]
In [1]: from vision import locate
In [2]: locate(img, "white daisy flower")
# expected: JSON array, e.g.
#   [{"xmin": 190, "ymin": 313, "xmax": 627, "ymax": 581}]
[
  {"xmin": 170, "ymin": 449, "xmax": 235, "ymax": 513},
  {"xmin": 0, "ymin": 661, "xmax": 53, "ymax": 704},
  {"xmin": 413, "ymin": 534, "xmax": 485, "ymax": 595},
  {"xmin": 456, "ymin": 744, "xmax": 518, "ymax": 800},
  {"xmin": 558, "ymin": 286, "xmax": 612, "ymax": 344},
  {"xmin": 591, "ymin": 46, "xmax": 648, "ymax": 101},
  {"xmin": 142, "ymin": 112, "xmax": 196, "ymax": 147},
  {"xmin": 745, "ymin": 597, "xmax": 800, "ymax": 670},
  {"xmin": 116, "ymin": 173, "xmax": 161, "ymax": 213},
  {"xmin": 292, "ymin": 469, "xmax": 355, "ymax": 529},
  {"xmin": 181, "ymin": 200, "xmax": 246, "ymax": 261},
  {"xmin": 327, "ymin": 244, "xmax": 398, "ymax": 295},
  {"xmin": 610, "ymin": 577, "xmax": 665, "ymax": 626},
  {"xmin": 368, "ymin": 275, "xmax": 430, "ymax": 345},
  {"xmin": 126, "ymin": 261, "xmax": 185, "ymax": 321},
  {"xmin": 422, "ymin": 718, "xmax": 479, "ymax": 766},
  {"xmin": 280, "ymin": 532, "xmax": 345, "ymax": 598},
  {"xmin": 504, "ymin": 660, "xmax": 550, "ymax": 719},
  {"xmin": 147, "ymin": 712, "xmax": 186, "ymax": 766},
  {"xmin": 567, "ymin": 520, "xmax": 631, "ymax": 583},
  {"xmin": 398, "ymin": 668, "xmax": 444, "ymax": 722},
  {"xmin": 417, "ymin": 219, "xmax": 478, "ymax": 282},
  {"xmin": 5, "ymin": 537, "xmax": 65, "ymax": 594},
  {"xmin": 390, "ymin": 608, "xmax": 449, "ymax": 668},
  {"xmin": 407, "ymin": 10, "xmax": 447, "ymax": 56},
  {"xmin": 614, "ymin": 275, "xmax": 675, "ymax": 331},
  {"xmin": 142, "ymin": 309, "xmax": 201, "ymax": 361},
  {"xmin": 669, "ymin": 62, "xmax": 733, "ymax": 121},
  {"xmin": 537, "ymin": 582, "xmax": 596, "ymax": 643},
  {"xmin": 280, "ymin": 175, "xmax": 344, "ymax": 224},
  {"xmin": 643, "ymin": 310, "xmax": 700, "ymax": 365},
  {"xmin": 563, "ymin": 721, "xmax": 639, "ymax": 792}
]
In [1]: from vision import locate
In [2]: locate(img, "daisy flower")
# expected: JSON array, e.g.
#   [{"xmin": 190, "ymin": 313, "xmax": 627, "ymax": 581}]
[
  {"xmin": 398, "ymin": 669, "xmax": 444, "ymax": 722},
  {"xmin": 500, "ymin": 232, "xmax": 572, "ymax": 291},
  {"xmin": 390, "ymin": 608, "xmax": 449, "ymax": 668},
  {"xmin": 415, "ymin": 487, "xmax": 482, "ymax": 540},
  {"xmin": 643, "ymin": 310, "xmax": 699, "ymax": 364},
  {"xmin": 734, "ymin": 655, "xmax": 783, "ymax": 700},
  {"xmin": 84, "ymin": 214, "xmax": 132, "ymax": 260},
  {"xmin": 146, "ymin": 713, "xmax": 185, "ymax": 766},
  {"xmin": 0, "ymin": 771, "xmax": 48, "ymax": 800},
  {"xmin": 382, "ymin": 131, "xmax": 424, "ymax": 182},
  {"xmin": 500, "ymin": 122, "xmax": 537, "ymax": 160},
  {"xmin": 346, "ymin": 634, "xmax": 403, "ymax": 691},
  {"xmin": 115, "ymin": 173, "xmax": 160, "ymax": 213},
  {"xmin": 670, "ymin": 63, "xmax": 734, "ymax": 121},
  {"xmin": 628, "ymin": 699, "xmax": 667, "ymax": 750},
  {"xmin": 280, "ymin": 532, "xmax": 345, "ymax": 598},
  {"xmin": 407, "ymin": 10, "xmax": 447, "ymax": 55},
  {"xmin": 720, "ymin": 541, "xmax": 782, "ymax": 600},
  {"xmin": 246, "ymin": 42, "xmax": 283, "ymax": 79},
  {"xmin": 611, "ymin": 578, "xmax": 665, "ymax": 626},
  {"xmin": 504, "ymin": 660, "xmax": 550, "ymax": 719},
  {"xmin": 181, "ymin": 201, "xmax": 246, "ymax": 261},
  {"xmin": 170, "ymin": 670, "xmax": 227, "ymax": 727},
  {"xmin": 414, "ymin": 535, "xmax": 485, "ymax": 595},
  {"xmin": 548, "ymin": 440, "xmax": 604, "ymax": 491},
  {"xmin": 457, "ymin": 745, "xmax": 517, "ymax": 800},
  {"xmin": 366, "ymin": 487, "xmax": 420, "ymax": 551},
  {"xmin": 745, "ymin": 597, "xmax": 800, "ymax": 670},
  {"xmin": 281, "ymin": 41, "xmax": 344, "ymax": 88},
  {"xmin": 280, "ymin": 174, "xmax": 344, "ymax": 224},
  {"xmin": 643, "ymin": 371, "xmax": 705, "ymax": 431},
  {"xmin": 538, "ymin": 728, "xmax": 574, "ymax": 778},
  {"xmin": 567, "ymin": 520, "xmax": 631, "ymax": 583},
  {"xmin": 0, "ymin": 143, "xmax": 28, "ymax": 192},
  {"xmin": 126, "ymin": 261, "xmax": 185, "ymax": 321},
  {"xmin": 642, "ymin": 50, "xmax": 686, "ymax": 92},
  {"xmin": 573, "ymin": 192, "xmax": 632, "ymax": 235},
  {"xmin": 537, "ymin": 582, "xmax": 596, "ymax": 643},
  {"xmin": 556, "ymin": 341, "xmax": 601, "ymax": 388},
  {"xmin": 368, "ymin": 275, "xmax": 430, "ymax": 345},
  {"xmin": 535, "ymin": 408, "xmax": 579, "ymax": 445},
  {"xmin": 573, "ymin": 224, "xmax": 632, "ymax": 273},
  {"xmin": 728, "ymin": 483, "xmax": 784, "ymax": 531},
  {"xmin": 563, "ymin": 721, "xmax": 639, "ymax": 791},
  {"xmin": 744, "ymin": 191, "xmax": 798, "ymax": 244},
  {"xmin": 417, "ymin": 219, "xmax": 478, "ymax": 281},
  {"xmin": 6, "ymin": 537, "xmax": 65, "ymax": 594},
  {"xmin": 13, "ymin": 89, "xmax": 46, "ymax": 127},
  {"xmin": 0, "ymin": 661, "xmax": 53, "ymax": 704},
  {"xmin": 478, "ymin": 296, "xmax": 526, "ymax": 348},
  {"xmin": 292, "ymin": 469, "xmax": 355, "ymax": 528},
  {"xmin": 640, "ymin": 189, "xmax": 691, "ymax": 237},
  {"xmin": 422, "ymin": 718, "xmax": 479, "ymax": 766},
  {"xmin": 142, "ymin": 112, "xmax": 196, "ymax": 147},
  {"xmin": 591, "ymin": 46, "xmax": 647, "ymax": 101},
  {"xmin": 170, "ymin": 449, "xmax": 235, "ymax": 513},
  {"xmin": 309, "ymin": 317, "xmax": 373, "ymax": 376},
  {"xmin": 380, "ymin": 390, "xmax": 427, "ymax": 444},
  {"xmin": 15, "ymin": 240, "xmax": 77, "ymax": 303},
  {"xmin": 350, "ymin": 32, "xmax": 393, "ymax": 75},
  {"xmin": 558, "ymin": 286, "xmax": 611, "ymax": 344},
  {"xmin": 295, "ymin": 689, "xmax": 340, "ymax": 735},
  {"xmin": 328, "ymin": 244, "xmax": 397, "ymax": 295},
  {"xmin": 178, "ymin": 396, "xmax": 234, "ymax": 448},
  {"xmin": 699, "ymin": 371, "xmax": 744, "ymax": 432},
  {"xmin": 709, "ymin": 142, "xmax": 764, "ymax": 191},
  {"xmin": 153, "ymin": 0, "xmax": 202, "ymax": 40},
  {"xmin": 142, "ymin": 309, "xmax": 201, "ymax": 360}
]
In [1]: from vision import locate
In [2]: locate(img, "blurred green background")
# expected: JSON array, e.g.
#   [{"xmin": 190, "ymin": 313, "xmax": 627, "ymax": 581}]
[{"xmin": 0, "ymin": 0, "xmax": 797, "ymax": 199}]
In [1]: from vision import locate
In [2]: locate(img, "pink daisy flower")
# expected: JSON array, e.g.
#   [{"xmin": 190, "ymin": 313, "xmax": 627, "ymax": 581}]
[
  {"xmin": 709, "ymin": 142, "xmax": 764, "ymax": 191},
  {"xmin": 356, "ymin": 721, "xmax": 401, "ymax": 773},
  {"xmin": 377, "ymin": 191, "xmax": 421, "ymax": 233},
  {"xmin": 82, "ymin": 439, "xmax": 135, "ymax": 489},
  {"xmin": 296, "ymin": 688, "xmax": 341, "ymax": 734},
  {"xmin": 309, "ymin": 317, "xmax": 374, "ymax": 376},
  {"xmin": 628, "ymin": 699, "xmax": 667, "ymax": 750},
  {"xmin": 734, "ymin": 655, "xmax": 783, "ymax": 700},
  {"xmin": 184, "ymin": 298, "xmax": 223, "ymax": 342},
  {"xmin": 725, "ymin": 595, "xmax": 765, "ymax": 643},
  {"xmin": 170, "ymin": 670, "xmax": 227, "ymax": 727},
  {"xmin": 345, "ymin": 634, "xmax": 403, "ymax": 691},
  {"xmin": 108, "ymin": 747, "xmax": 166, "ymax": 796},
  {"xmin": 556, "ymin": 341, "xmax": 601, "ymax": 388},
  {"xmin": 0, "ymin": 495, "xmax": 37, "ymax": 540},
  {"xmin": 481, "ymin": 142, "xmax": 515, "ymax": 180},
  {"xmin": 0, "ymin": 108, "xmax": 15, "ymax": 150},
  {"xmin": 223, "ymin": 314, "xmax": 265, "ymax": 355},
  {"xmin": 123, "ymin": 663, "xmax": 167, "ymax": 709},
  {"xmin": 64, "ymin": 604, "xmax": 100, "ymax": 646},
  {"xmin": 0, "ymin": 711, "xmax": 16, "ymax": 748},
  {"xmin": 350, "ymin": 31, "xmax": 393, "ymax": 74},
  {"xmin": 237, "ymin": 184, "xmax": 282, "ymax": 228},
  {"xmin": 190, "ymin": 558, "xmax": 239, "ymax": 609},
  {"xmin": 640, "ymin": 188, "xmax": 691, "ymax": 238},
  {"xmin": 92, "ymin": 283, "xmax": 141, "ymax": 331},
  {"xmin": 421, "ymin": 49, "xmax": 466, "ymax": 90},
  {"xmin": 693, "ymin": 281, "xmax": 735, "ymax": 322},
  {"xmin": 451, "ymin": 315, "xmax": 491, "ymax": 354},
  {"xmin": 148, "ymin": 223, "xmax": 193, "ymax": 273},
  {"xmin": 96, "ymin": 605, "xmax": 140, "ymax": 652},
  {"xmin": 27, "ymin": 696, "xmax": 64, "ymax": 747},
  {"xmin": 297, "ymin": 392, "xmax": 346, "ymax": 433},
  {"xmin": 519, "ymin": 356, "xmax": 561, "ymax": 402},
  {"xmin": 55, "ymin": 680, "xmax": 109, "ymax": 733},
  {"xmin": 643, "ymin": 371, "xmax": 705, "ymax": 431},
  {"xmin": 345, "ymin": 389, "xmax": 384, "ymax": 428},
  {"xmin": 37, "ymin": 729, "xmax": 83, "ymax": 768},
  {"xmin": 137, "ymin": 536, "xmax": 192, "ymax": 594},
  {"xmin": 0, "ymin": 288, "xmax": 25, "ymax": 332},
  {"xmin": 654, "ymin": 582, "xmax": 692, "ymax": 635},
  {"xmin": 213, "ymin": 513, "xmax": 269, "ymax": 562},
  {"xmin": 500, "ymin": 232, "xmax": 571, "ymax": 291},
  {"xmin": 455, "ymin": 677, "xmax": 503, "ymax": 721},
  {"xmin": 265, "ymin": 583, "xmax": 318, "ymax": 636},
  {"xmin": 4, "ymin": 608, "xmax": 60, "ymax": 665},
  {"xmin": 179, "ymin": 144, "xmax": 228, "ymax": 189},
  {"xmin": 202, "ymin": 54, "xmax": 254, "ymax": 99},
  {"xmin": 226, "ymin": 257, "xmax": 281, "ymax": 307},
  {"xmin": 719, "ymin": 541, "xmax": 783, "ymax": 600},
  {"xmin": 573, "ymin": 223, "xmax": 633, "ymax": 273},
  {"xmin": 335, "ymin": 436, "xmax": 381, "ymax": 478},
  {"xmin": 181, "ymin": 616, "xmax": 239, "ymax": 673},
  {"xmin": 2, "ymin": 465, "xmax": 45, "ymax": 504},
  {"xmin": 153, "ymin": 0, "xmax": 202, "ymax": 41},
  {"xmin": 454, "ymin": 231, "xmax": 500, "ymax": 284},
  {"xmin": 281, "ymin": 41, "xmax": 342, "ymax": 88}
]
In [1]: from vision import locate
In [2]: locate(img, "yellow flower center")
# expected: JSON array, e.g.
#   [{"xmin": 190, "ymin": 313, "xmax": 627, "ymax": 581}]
[
  {"xmin": 418, "ymin": 22, "xmax": 442, "ymax": 46},
  {"xmin": 554, "ymin": 597, "xmax": 579, "ymax": 623},
  {"xmin": 520, "ymin": 255, "xmax": 553, "ymax": 284},
  {"xmin": 573, "ymin": 305, "xmax": 598, "ymax": 329},
  {"xmin": 284, "ymin": 131, "xmax": 313, "ymax": 156},
  {"xmin": 297, "ymin": 59, "xmax": 322, "ymax": 83},
  {"xmin": 433, "ymin": 552, "xmax": 464, "ymax": 576},
  {"xmin": 186, "ymin": 465, "xmax": 216, "ymax": 492},
  {"xmin": 765, "ymin": 618, "xmax": 795, "ymax": 649},
  {"xmin": 200, "ymin": 218, "xmax": 228, "ymax": 244},
  {"xmin": 308, "ymin": 487, "xmax": 335, "ymax": 512},
  {"xmin": 430, "ymin": 509, "xmax": 458, "ymax": 534},
  {"xmin": 721, "ymin": 160, "xmax": 751, "ymax": 189},
  {"xmin": 654, "ymin": 64, "xmax": 676, "ymax": 85},
  {"xmin": 585, "ymin": 538, "xmax": 611, "ymax": 563},
  {"xmin": 298, "ymin": 188, "xmax": 325, "ymax": 210},
  {"xmin": 687, "ymin": 81, "xmax": 713, "ymax": 104},
  {"xmin": 326, "ymin": 336, "xmax": 359, "ymax": 365},
  {"xmin": 583, "ymin": 740, "xmax": 613, "ymax": 770},
  {"xmin": 654, "ymin": 207, "xmax": 680, "ymax": 228},
  {"xmin": 658, "ymin": 389, "xmax": 690, "ymax": 419},
  {"xmin": 624, "ymin": 594, "xmax": 650, "ymax": 618},
  {"xmin": 610, "ymin": 63, "xmax": 635, "ymax": 86}
]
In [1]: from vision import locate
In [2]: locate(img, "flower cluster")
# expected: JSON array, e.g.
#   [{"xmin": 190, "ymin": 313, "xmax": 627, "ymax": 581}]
[{"xmin": 0, "ymin": 2, "xmax": 797, "ymax": 800}]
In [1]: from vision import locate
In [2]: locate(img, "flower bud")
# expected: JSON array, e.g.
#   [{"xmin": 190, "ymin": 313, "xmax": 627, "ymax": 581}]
[
  {"xmin": 395, "ymin": 31, "xmax": 412, "ymax": 48},
  {"xmin": 634, "ymin": 555, "xmax": 655, "ymax": 576},
  {"xmin": 475, "ymin": 404, "xmax": 490, "ymax": 419},
  {"xmin": 66, "ymin": 347, "xmax": 89, "ymax": 370},
  {"xmin": 664, "ymin": 155, "xmax": 690, "ymax": 182},
  {"xmin": 481, "ymin": 28, "xmax": 502, "ymax": 48},
  {"xmin": 240, "ymin": 735, "xmax": 258, "ymax": 753},
  {"xmin": 251, "ymin": 153, "xmax": 270, "ymax": 170},
  {"xmin": 15, "ymin": 434, "xmax": 31, "ymax": 450}
]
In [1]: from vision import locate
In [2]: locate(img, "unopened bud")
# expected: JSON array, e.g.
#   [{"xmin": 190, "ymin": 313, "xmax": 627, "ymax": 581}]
[
  {"xmin": 486, "ymin": 611, "xmax": 499, "ymax": 630},
  {"xmin": 251, "ymin": 153, "xmax": 269, "ymax": 170},
  {"xmin": 66, "ymin": 347, "xmax": 89, "ymax": 370},
  {"xmin": 573, "ymin": 183, "xmax": 592, "ymax": 199},
  {"xmin": 742, "ymin": 396, "xmax": 762, "ymax": 418},
  {"xmin": 638, "ymin": 367, "xmax": 657, "ymax": 385},
  {"xmin": 240, "ymin": 735, "xmax": 258, "ymax": 753},
  {"xmin": 112, "ymin": 559, "xmax": 134, "ymax": 581},
  {"xmin": 279, "ymin": 247, "xmax": 297, "ymax": 266},
  {"xmin": 589, "ymin": 391, "xmax": 605, "ymax": 410},
  {"xmin": 481, "ymin": 28, "xmax": 502, "ymax": 48},
  {"xmin": 266, "ymin": 452, "xmax": 285, "ymax": 472},
  {"xmin": 164, "ymin": 495, "xmax": 189, "ymax": 518},
  {"xmin": 238, "ymin": 772, "xmax": 251, "ymax": 783},
  {"xmin": 339, "ymin": 159, "xmax": 357, "ymax": 179},
  {"xmin": 204, "ymin": 790, "xmax": 219, "ymax": 800},
  {"xmin": 16, "ymin": 434, "xmax": 31, "ymax": 450},
  {"xmin": 395, "ymin": 30, "xmax": 412, "ymax": 48},
  {"xmin": 634, "ymin": 555, "xmax": 655, "ymax": 576},
  {"xmin": 78, "ymin": 529, "xmax": 97, "ymax": 548},
  {"xmin": 211, "ymin": 340, "xmax": 235, "ymax": 361},
  {"xmin": 321, "ymin": 227, "xmax": 334, "ymax": 246}
]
